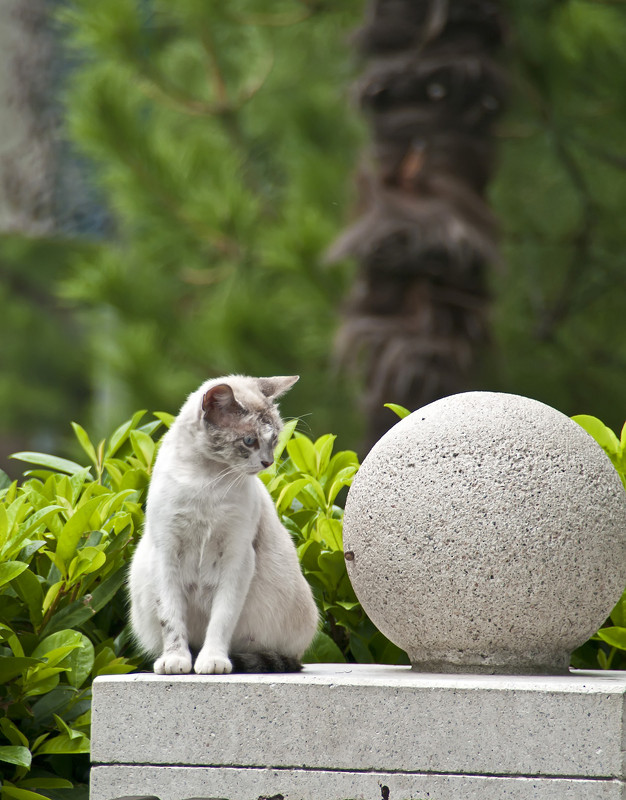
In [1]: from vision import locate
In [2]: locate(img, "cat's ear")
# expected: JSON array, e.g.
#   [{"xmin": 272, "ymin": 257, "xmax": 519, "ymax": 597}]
[
  {"xmin": 202, "ymin": 383, "xmax": 240, "ymax": 422},
  {"xmin": 256, "ymin": 375, "xmax": 299, "ymax": 400}
]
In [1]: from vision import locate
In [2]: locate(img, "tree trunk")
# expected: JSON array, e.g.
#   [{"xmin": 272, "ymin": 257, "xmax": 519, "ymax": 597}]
[
  {"xmin": 0, "ymin": 0, "xmax": 57, "ymax": 235},
  {"xmin": 331, "ymin": 0, "xmax": 506, "ymax": 449}
]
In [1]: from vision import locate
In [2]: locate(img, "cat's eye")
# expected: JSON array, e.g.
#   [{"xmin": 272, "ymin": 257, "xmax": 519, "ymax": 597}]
[{"xmin": 243, "ymin": 435, "xmax": 257, "ymax": 447}]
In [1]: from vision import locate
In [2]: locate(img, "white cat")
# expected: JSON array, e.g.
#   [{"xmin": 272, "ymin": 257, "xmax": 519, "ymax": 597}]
[{"xmin": 129, "ymin": 375, "xmax": 318, "ymax": 674}]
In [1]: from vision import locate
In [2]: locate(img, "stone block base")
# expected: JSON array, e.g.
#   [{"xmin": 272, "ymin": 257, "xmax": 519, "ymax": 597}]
[{"xmin": 90, "ymin": 665, "xmax": 626, "ymax": 800}]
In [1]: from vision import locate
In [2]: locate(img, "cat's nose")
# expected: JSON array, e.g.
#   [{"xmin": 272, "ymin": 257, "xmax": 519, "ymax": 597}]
[{"xmin": 261, "ymin": 459, "xmax": 273, "ymax": 469}]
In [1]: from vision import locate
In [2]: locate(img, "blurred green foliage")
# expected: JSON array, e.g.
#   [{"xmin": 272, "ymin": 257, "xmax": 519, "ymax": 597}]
[
  {"xmin": 57, "ymin": 0, "xmax": 366, "ymax": 443},
  {"xmin": 489, "ymin": 0, "xmax": 626, "ymax": 432},
  {"xmin": 0, "ymin": 236, "xmax": 91, "ymax": 438},
  {"xmin": 1, "ymin": 0, "xmax": 625, "ymax": 460}
]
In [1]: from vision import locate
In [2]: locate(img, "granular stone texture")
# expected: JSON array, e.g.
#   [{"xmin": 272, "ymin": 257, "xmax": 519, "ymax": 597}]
[
  {"xmin": 90, "ymin": 667, "xmax": 626, "ymax": 800},
  {"xmin": 343, "ymin": 392, "xmax": 626, "ymax": 674}
]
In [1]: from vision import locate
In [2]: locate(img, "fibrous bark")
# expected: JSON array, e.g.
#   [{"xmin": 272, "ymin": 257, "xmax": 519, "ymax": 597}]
[{"xmin": 331, "ymin": 0, "xmax": 506, "ymax": 449}]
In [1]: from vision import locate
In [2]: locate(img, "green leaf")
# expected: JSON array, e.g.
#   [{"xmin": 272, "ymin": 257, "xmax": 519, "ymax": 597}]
[
  {"xmin": 315, "ymin": 518, "xmax": 343, "ymax": 550},
  {"xmin": 384, "ymin": 403, "xmax": 412, "ymax": 419},
  {"xmin": 5, "ymin": 495, "xmax": 27, "ymax": 535},
  {"xmin": 35, "ymin": 731, "xmax": 90, "ymax": 755},
  {"xmin": 12, "ymin": 569, "xmax": 44, "ymax": 627},
  {"xmin": 105, "ymin": 417, "xmax": 135, "ymax": 459},
  {"xmin": 287, "ymin": 434, "xmax": 318, "ymax": 475},
  {"xmin": 56, "ymin": 496, "xmax": 104, "ymax": 565},
  {"xmin": 42, "ymin": 566, "xmax": 127, "ymax": 635},
  {"xmin": 20, "ymin": 505, "xmax": 64, "ymax": 539},
  {"xmin": 274, "ymin": 418, "xmax": 298, "ymax": 460},
  {"xmin": 302, "ymin": 630, "xmax": 346, "ymax": 663},
  {"xmin": 325, "ymin": 602, "xmax": 362, "ymax": 629},
  {"xmin": 138, "ymin": 420, "xmax": 162, "ymax": 437},
  {"xmin": 314, "ymin": 434, "xmax": 336, "ymax": 475},
  {"xmin": 31, "ymin": 686, "xmax": 78, "ymax": 727},
  {"xmin": 18, "ymin": 779, "xmax": 74, "ymax": 790},
  {"xmin": 297, "ymin": 538, "xmax": 323, "ymax": 571},
  {"xmin": 369, "ymin": 632, "xmax": 410, "ymax": 665},
  {"xmin": 71, "ymin": 422, "xmax": 98, "ymax": 466},
  {"xmin": 325, "ymin": 450, "xmax": 359, "ymax": 485},
  {"xmin": 153, "ymin": 411, "xmax": 175, "ymax": 428},
  {"xmin": 0, "ymin": 718, "xmax": 28, "ymax": 748},
  {"xmin": 327, "ymin": 465, "xmax": 359, "ymax": 504},
  {"xmin": 596, "ymin": 627, "xmax": 626, "ymax": 650},
  {"xmin": 0, "ymin": 502, "xmax": 8, "ymax": 546},
  {"xmin": 22, "ymin": 670, "xmax": 64, "ymax": 698},
  {"xmin": 2, "ymin": 784, "xmax": 58, "ymax": 800},
  {"xmin": 0, "ymin": 656, "xmax": 43, "ymax": 683},
  {"xmin": 119, "ymin": 468, "xmax": 148, "ymax": 491},
  {"xmin": 68, "ymin": 547, "xmax": 107, "ymax": 581},
  {"xmin": 1, "ymin": 505, "xmax": 63, "ymax": 562},
  {"xmin": 32, "ymin": 630, "xmax": 82, "ymax": 663},
  {"xmin": 6, "ymin": 630, "xmax": 25, "ymax": 657},
  {"xmin": 572, "ymin": 415, "xmax": 620, "ymax": 456},
  {"xmin": 318, "ymin": 549, "xmax": 348, "ymax": 584},
  {"xmin": 349, "ymin": 633, "xmax": 376, "ymax": 663},
  {"xmin": 0, "ymin": 469, "xmax": 12, "ymax": 492},
  {"xmin": 129, "ymin": 429, "xmax": 155, "ymax": 468},
  {"xmin": 53, "ymin": 714, "xmax": 82, "ymax": 740},
  {"xmin": 0, "ymin": 745, "xmax": 32, "ymax": 768},
  {"xmin": 10, "ymin": 452, "xmax": 86, "ymax": 476},
  {"xmin": 29, "ymin": 630, "xmax": 94, "ymax": 686},
  {"xmin": 66, "ymin": 635, "xmax": 95, "ymax": 688},
  {"xmin": 0, "ymin": 561, "xmax": 28, "ymax": 589},
  {"xmin": 275, "ymin": 478, "xmax": 309, "ymax": 514},
  {"xmin": 301, "ymin": 477, "xmax": 328, "ymax": 511}
]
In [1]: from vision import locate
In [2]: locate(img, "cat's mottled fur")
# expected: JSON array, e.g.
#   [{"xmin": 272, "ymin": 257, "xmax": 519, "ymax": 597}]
[{"xmin": 129, "ymin": 375, "xmax": 318, "ymax": 674}]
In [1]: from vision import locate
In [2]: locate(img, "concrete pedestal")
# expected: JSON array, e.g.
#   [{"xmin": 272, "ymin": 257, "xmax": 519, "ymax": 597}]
[{"xmin": 90, "ymin": 664, "xmax": 626, "ymax": 800}]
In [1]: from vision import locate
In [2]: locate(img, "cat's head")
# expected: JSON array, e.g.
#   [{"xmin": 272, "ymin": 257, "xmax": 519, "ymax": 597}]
[{"xmin": 196, "ymin": 375, "xmax": 298, "ymax": 474}]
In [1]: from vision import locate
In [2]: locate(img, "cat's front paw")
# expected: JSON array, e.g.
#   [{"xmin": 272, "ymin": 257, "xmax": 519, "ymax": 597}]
[
  {"xmin": 154, "ymin": 651, "xmax": 192, "ymax": 674},
  {"xmin": 194, "ymin": 650, "xmax": 232, "ymax": 675}
]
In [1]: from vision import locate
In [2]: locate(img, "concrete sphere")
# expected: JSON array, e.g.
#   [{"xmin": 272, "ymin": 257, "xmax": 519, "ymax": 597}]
[{"xmin": 343, "ymin": 392, "xmax": 626, "ymax": 674}]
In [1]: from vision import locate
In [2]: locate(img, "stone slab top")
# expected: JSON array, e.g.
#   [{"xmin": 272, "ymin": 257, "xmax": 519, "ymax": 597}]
[{"xmin": 94, "ymin": 662, "xmax": 626, "ymax": 692}]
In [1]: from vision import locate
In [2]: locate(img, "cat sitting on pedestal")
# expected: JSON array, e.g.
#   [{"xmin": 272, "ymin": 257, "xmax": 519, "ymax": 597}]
[{"xmin": 129, "ymin": 375, "xmax": 318, "ymax": 674}]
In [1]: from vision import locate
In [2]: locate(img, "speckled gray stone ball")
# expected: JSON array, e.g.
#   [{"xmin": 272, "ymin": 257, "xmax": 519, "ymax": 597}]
[{"xmin": 343, "ymin": 392, "xmax": 626, "ymax": 675}]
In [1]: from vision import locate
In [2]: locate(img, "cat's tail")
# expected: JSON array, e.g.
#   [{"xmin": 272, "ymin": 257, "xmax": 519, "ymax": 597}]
[{"xmin": 229, "ymin": 651, "xmax": 303, "ymax": 673}]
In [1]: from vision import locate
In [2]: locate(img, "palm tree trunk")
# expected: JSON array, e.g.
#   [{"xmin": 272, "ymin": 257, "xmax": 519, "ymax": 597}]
[{"xmin": 331, "ymin": 0, "xmax": 506, "ymax": 449}]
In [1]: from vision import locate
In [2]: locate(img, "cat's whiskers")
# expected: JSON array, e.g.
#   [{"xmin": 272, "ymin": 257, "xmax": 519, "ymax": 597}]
[
  {"xmin": 216, "ymin": 470, "xmax": 247, "ymax": 503},
  {"xmin": 191, "ymin": 464, "xmax": 237, "ymax": 501}
]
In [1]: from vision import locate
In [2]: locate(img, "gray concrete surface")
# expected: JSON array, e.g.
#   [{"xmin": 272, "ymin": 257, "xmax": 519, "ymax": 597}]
[
  {"xmin": 343, "ymin": 392, "xmax": 626, "ymax": 674},
  {"xmin": 91, "ymin": 665, "xmax": 626, "ymax": 799}
]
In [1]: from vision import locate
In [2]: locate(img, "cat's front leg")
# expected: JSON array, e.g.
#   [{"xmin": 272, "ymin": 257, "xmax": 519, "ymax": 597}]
[
  {"xmin": 153, "ymin": 563, "xmax": 193, "ymax": 675},
  {"xmin": 194, "ymin": 544, "xmax": 255, "ymax": 674}
]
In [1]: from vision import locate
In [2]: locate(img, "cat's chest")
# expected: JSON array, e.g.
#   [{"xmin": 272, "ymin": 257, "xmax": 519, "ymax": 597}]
[
  {"xmin": 169, "ymin": 473, "xmax": 260, "ymax": 545},
  {"xmin": 172, "ymin": 482, "xmax": 257, "ymax": 586}
]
